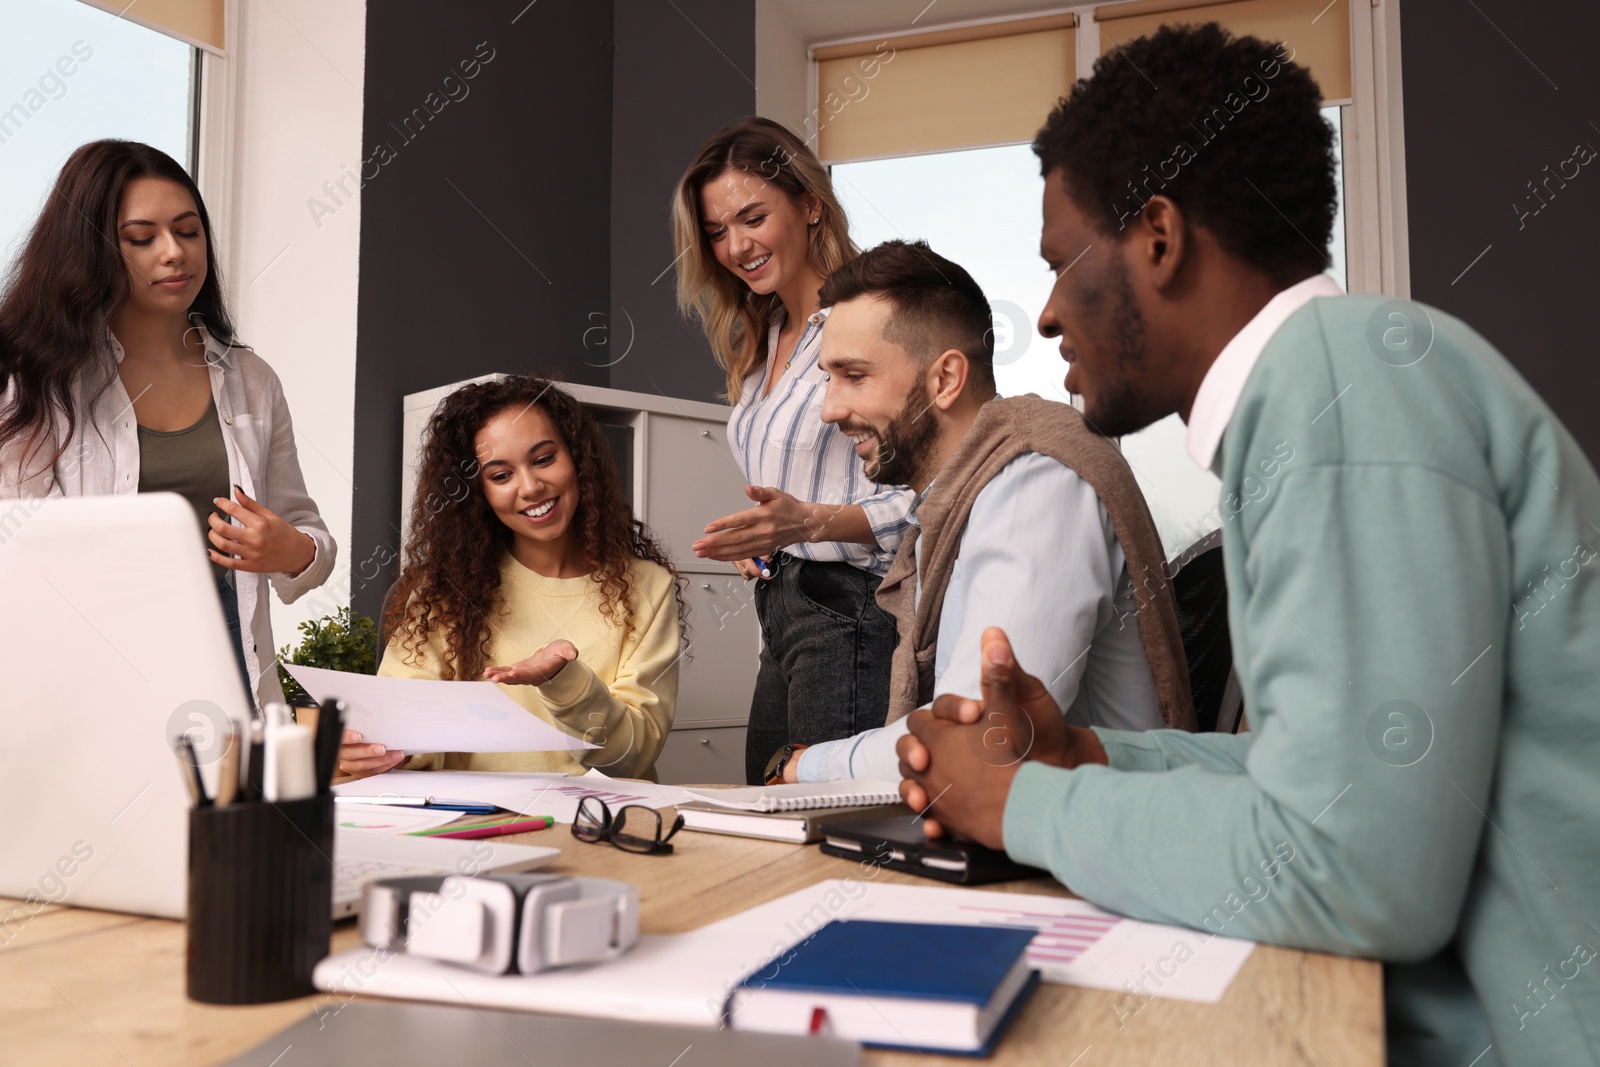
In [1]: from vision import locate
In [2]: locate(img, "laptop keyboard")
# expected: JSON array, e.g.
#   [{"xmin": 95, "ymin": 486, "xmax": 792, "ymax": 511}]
[{"xmin": 332, "ymin": 857, "xmax": 441, "ymax": 906}]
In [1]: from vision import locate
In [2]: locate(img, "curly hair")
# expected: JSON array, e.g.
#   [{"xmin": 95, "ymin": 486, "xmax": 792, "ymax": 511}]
[
  {"xmin": 1034, "ymin": 23, "xmax": 1337, "ymax": 285},
  {"xmin": 385, "ymin": 375, "xmax": 686, "ymax": 681}
]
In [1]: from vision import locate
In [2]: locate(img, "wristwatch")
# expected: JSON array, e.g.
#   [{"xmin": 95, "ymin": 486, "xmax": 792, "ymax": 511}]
[{"xmin": 763, "ymin": 742, "xmax": 802, "ymax": 786}]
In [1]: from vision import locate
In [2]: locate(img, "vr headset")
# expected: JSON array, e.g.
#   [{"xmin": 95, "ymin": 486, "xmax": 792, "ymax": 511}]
[{"xmin": 360, "ymin": 872, "xmax": 639, "ymax": 976}]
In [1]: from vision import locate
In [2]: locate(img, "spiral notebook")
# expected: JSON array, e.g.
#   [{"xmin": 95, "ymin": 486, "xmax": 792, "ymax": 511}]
[
  {"xmin": 678, "ymin": 802, "xmax": 908, "ymax": 844},
  {"xmin": 682, "ymin": 781, "xmax": 902, "ymax": 813}
]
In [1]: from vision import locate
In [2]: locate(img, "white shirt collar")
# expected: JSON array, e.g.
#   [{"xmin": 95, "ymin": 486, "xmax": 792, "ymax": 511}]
[{"xmin": 1185, "ymin": 273, "xmax": 1344, "ymax": 470}]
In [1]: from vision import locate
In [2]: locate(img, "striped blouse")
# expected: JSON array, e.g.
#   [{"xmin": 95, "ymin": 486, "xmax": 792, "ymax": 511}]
[{"xmin": 726, "ymin": 307, "xmax": 913, "ymax": 576}]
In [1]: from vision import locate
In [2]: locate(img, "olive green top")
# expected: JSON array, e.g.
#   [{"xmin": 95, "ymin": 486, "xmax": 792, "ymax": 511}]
[{"xmin": 137, "ymin": 398, "xmax": 230, "ymax": 580}]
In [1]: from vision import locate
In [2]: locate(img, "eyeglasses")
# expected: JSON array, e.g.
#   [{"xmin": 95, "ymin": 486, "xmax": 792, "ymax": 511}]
[{"xmin": 571, "ymin": 796, "xmax": 684, "ymax": 855}]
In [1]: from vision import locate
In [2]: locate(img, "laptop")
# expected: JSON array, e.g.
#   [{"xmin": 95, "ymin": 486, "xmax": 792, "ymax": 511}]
[
  {"xmin": 0, "ymin": 494, "xmax": 555, "ymax": 922},
  {"xmin": 222, "ymin": 1002, "xmax": 860, "ymax": 1066}
]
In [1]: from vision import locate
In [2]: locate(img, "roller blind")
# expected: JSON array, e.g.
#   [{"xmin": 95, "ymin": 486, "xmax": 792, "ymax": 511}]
[
  {"xmin": 75, "ymin": 0, "xmax": 225, "ymax": 55},
  {"xmin": 1097, "ymin": 0, "xmax": 1351, "ymax": 102},
  {"xmin": 815, "ymin": 17, "xmax": 1076, "ymax": 164}
]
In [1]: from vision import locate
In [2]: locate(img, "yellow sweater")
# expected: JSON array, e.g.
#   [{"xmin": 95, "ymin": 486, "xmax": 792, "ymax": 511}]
[{"xmin": 379, "ymin": 553, "xmax": 680, "ymax": 779}]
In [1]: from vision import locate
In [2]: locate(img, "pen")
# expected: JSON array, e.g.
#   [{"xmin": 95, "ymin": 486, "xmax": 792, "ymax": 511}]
[
  {"xmin": 245, "ymin": 720, "xmax": 265, "ymax": 802},
  {"xmin": 214, "ymin": 728, "xmax": 239, "ymax": 807},
  {"xmin": 312, "ymin": 698, "xmax": 343, "ymax": 795},
  {"xmin": 752, "ymin": 556, "xmax": 772, "ymax": 579},
  {"xmin": 334, "ymin": 795, "xmax": 430, "ymax": 807},
  {"xmin": 173, "ymin": 736, "xmax": 209, "ymax": 808}
]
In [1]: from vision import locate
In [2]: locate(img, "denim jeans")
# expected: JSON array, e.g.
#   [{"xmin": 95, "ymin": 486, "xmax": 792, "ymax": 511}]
[
  {"xmin": 743, "ymin": 552, "xmax": 898, "ymax": 784},
  {"xmin": 215, "ymin": 572, "xmax": 252, "ymax": 700}
]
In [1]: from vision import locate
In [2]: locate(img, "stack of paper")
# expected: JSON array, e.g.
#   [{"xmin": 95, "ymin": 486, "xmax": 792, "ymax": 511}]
[
  {"xmin": 332, "ymin": 769, "xmax": 690, "ymax": 826},
  {"xmin": 312, "ymin": 877, "xmax": 1257, "ymax": 1031},
  {"xmin": 333, "ymin": 805, "xmax": 464, "ymax": 835},
  {"xmin": 700, "ymin": 879, "xmax": 1256, "ymax": 1003},
  {"xmin": 286, "ymin": 666, "xmax": 598, "ymax": 753}
]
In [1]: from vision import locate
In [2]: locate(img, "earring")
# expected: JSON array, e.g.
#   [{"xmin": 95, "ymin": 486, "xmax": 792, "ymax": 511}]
[{"xmin": 811, "ymin": 216, "xmax": 820, "ymax": 224}]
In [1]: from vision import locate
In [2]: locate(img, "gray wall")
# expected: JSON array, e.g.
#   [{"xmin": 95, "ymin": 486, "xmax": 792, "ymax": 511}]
[
  {"xmin": 349, "ymin": 1, "xmax": 1600, "ymax": 624},
  {"xmin": 609, "ymin": 0, "xmax": 755, "ymax": 402},
  {"xmin": 350, "ymin": 1, "xmax": 755, "ymax": 621},
  {"xmin": 1400, "ymin": 2, "xmax": 1600, "ymax": 465}
]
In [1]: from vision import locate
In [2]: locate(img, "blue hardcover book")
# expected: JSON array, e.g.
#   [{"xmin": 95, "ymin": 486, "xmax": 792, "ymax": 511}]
[{"xmin": 726, "ymin": 919, "xmax": 1040, "ymax": 1055}]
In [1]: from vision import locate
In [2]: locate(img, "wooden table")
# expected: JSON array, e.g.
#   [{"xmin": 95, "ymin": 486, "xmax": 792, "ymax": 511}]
[{"xmin": 0, "ymin": 818, "xmax": 1383, "ymax": 1066}]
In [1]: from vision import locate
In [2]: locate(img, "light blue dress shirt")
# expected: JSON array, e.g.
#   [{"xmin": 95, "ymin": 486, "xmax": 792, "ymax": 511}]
[
  {"xmin": 727, "ymin": 307, "xmax": 913, "ymax": 576},
  {"xmin": 796, "ymin": 452, "xmax": 1163, "ymax": 782}
]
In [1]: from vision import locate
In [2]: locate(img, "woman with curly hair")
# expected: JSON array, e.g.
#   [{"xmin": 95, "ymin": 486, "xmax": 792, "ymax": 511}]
[{"xmin": 337, "ymin": 376, "xmax": 684, "ymax": 780}]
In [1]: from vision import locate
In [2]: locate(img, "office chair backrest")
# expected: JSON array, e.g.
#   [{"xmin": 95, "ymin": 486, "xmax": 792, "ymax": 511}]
[
  {"xmin": 1166, "ymin": 529, "xmax": 1244, "ymax": 733},
  {"xmin": 379, "ymin": 579, "xmax": 401, "ymax": 652}
]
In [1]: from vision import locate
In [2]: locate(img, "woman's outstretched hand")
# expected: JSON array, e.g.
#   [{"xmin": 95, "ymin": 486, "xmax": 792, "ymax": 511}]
[
  {"xmin": 693, "ymin": 485, "xmax": 815, "ymax": 561},
  {"xmin": 482, "ymin": 640, "xmax": 579, "ymax": 686}
]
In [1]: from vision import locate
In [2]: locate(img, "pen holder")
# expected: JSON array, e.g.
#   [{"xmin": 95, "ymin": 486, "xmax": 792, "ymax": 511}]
[{"xmin": 186, "ymin": 795, "xmax": 334, "ymax": 1004}]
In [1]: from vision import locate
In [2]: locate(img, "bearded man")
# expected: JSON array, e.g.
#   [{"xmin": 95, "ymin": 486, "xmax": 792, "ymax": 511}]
[{"xmin": 764, "ymin": 238, "xmax": 1194, "ymax": 788}]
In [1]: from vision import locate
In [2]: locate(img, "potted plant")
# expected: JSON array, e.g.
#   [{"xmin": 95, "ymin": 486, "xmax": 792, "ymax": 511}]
[{"xmin": 277, "ymin": 606, "xmax": 380, "ymax": 708}]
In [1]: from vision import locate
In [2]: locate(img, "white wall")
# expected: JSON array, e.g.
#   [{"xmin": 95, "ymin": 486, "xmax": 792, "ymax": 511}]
[
  {"xmin": 221, "ymin": 0, "xmax": 365, "ymax": 657},
  {"xmin": 754, "ymin": 0, "xmax": 807, "ymax": 137}
]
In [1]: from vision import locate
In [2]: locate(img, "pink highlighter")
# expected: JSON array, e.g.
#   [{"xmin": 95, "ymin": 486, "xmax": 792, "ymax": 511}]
[{"xmin": 416, "ymin": 817, "xmax": 554, "ymax": 840}]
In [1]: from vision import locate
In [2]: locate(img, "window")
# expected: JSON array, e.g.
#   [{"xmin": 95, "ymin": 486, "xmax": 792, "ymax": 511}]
[
  {"xmin": 833, "ymin": 144, "xmax": 1059, "ymax": 402},
  {"xmin": 0, "ymin": 0, "xmax": 198, "ymax": 272},
  {"xmin": 799, "ymin": 0, "xmax": 1399, "ymax": 556},
  {"xmin": 833, "ymin": 105, "xmax": 1347, "ymax": 554}
]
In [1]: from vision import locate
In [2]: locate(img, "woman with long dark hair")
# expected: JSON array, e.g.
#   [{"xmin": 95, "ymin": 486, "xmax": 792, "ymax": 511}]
[
  {"xmin": 337, "ymin": 376, "xmax": 684, "ymax": 781},
  {"xmin": 672, "ymin": 117, "xmax": 912, "ymax": 783},
  {"xmin": 0, "ymin": 140, "xmax": 335, "ymax": 709}
]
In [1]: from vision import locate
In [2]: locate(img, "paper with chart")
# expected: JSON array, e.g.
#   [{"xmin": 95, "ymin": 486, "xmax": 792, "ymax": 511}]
[
  {"xmin": 332, "ymin": 804, "xmax": 463, "ymax": 835},
  {"xmin": 314, "ymin": 924, "xmax": 755, "ymax": 1029},
  {"xmin": 469, "ymin": 769, "xmax": 692, "ymax": 824},
  {"xmin": 701, "ymin": 879, "xmax": 1255, "ymax": 1003},
  {"xmin": 285, "ymin": 666, "xmax": 597, "ymax": 753},
  {"xmin": 312, "ymin": 875, "xmax": 1257, "ymax": 1026},
  {"xmin": 331, "ymin": 768, "xmax": 690, "ymax": 825}
]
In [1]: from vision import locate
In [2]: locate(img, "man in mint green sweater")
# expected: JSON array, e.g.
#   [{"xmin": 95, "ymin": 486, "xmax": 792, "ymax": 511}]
[{"xmin": 897, "ymin": 24, "xmax": 1599, "ymax": 1067}]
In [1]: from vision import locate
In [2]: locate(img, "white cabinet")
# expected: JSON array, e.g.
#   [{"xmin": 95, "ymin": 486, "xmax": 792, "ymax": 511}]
[
  {"xmin": 640, "ymin": 414, "xmax": 747, "ymax": 567},
  {"xmin": 675, "ymin": 574, "xmax": 759, "ymax": 728},
  {"xmin": 655, "ymin": 726, "xmax": 748, "ymax": 786},
  {"xmin": 402, "ymin": 380, "xmax": 758, "ymax": 784}
]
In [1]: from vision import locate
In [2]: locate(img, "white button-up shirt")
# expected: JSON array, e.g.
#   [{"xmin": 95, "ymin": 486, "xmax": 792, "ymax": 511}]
[
  {"xmin": 727, "ymin": 307, "xmax": 914, "ymax": 575},
  {"xmin": 1186, "ymin": 273, "xmax": 1345, "ymax": 470},
  {"xmin": 0, "ymin": 329, "xmax": 337, "ymax": 709}
]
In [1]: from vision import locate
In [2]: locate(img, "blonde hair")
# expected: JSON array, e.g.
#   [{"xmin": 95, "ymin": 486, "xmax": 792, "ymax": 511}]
[{"xmin": 671, "ymin": 117, "xmax": 858, "ymax": 404}]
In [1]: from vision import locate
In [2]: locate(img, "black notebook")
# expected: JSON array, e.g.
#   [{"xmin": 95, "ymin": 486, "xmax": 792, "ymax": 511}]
[{"xmin": 819, "ymin": 815, "xmax": 1046, "ymax": 885}]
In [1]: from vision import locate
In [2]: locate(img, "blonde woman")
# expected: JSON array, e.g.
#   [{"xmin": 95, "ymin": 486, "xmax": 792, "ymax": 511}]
[{"xmin": 672, "ymin": 117, "xmax": 912, "ymax": 783}]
